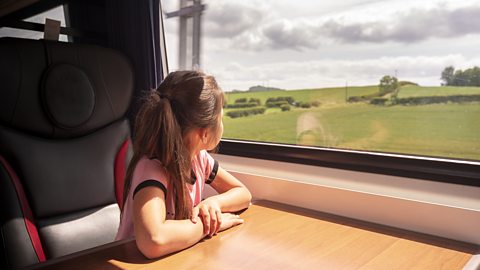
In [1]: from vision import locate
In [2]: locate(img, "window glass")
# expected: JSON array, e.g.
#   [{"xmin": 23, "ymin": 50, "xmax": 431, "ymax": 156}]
[
  {"xmin": 0, "ymin": 6, "xmax": 68, "ymax": 41},
  {"xmin": 163, "ymin": 0, "xmax": 480, "ymax": 161}
]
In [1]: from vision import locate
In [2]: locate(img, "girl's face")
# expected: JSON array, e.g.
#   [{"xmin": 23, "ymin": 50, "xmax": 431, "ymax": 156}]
[
  {"xmin": 187, "ymin": 109, "xmax": 224, "ymax": 156},
  {"xmin": 205, "ymin": 109, "xmax": 224, "ymax": 150}
]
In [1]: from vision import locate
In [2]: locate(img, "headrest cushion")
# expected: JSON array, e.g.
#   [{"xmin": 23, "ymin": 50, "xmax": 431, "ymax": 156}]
[
  {"xmin": 0, "ymin": 37, "xmax": 134, "ymax": 138},
  {"xmin": 42, "ymin": 64, "xmax": 95, "ymax": 129}
]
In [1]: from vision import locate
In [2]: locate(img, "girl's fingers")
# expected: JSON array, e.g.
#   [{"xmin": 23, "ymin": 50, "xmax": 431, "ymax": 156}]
[
  {"xmin": 209, "ymin": 207, "xmax": 217, "ymax": 236},
  {"xmin": 217, "ymin": 213, "xmax": 244, "ymax": 232},
  {"xmin": 191, "ymin": 206, "xmax": 199, "ymax": 223},
  {"xmin": 232, "ymin": 217, "xmax": 244, "ymax": 226},
  {"xmin": 215, "ymin": 210, "xmax": 222, "ymax": 235},
  {"xmin": 202, "ymin": 207, "xmax": 210, "ymax": 235}
]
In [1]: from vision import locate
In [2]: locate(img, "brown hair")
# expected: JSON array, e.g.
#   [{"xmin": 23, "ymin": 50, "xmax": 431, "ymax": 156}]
[{"xmin": 122, "ymin": 70, "xmax": 224, "ymax": 219}]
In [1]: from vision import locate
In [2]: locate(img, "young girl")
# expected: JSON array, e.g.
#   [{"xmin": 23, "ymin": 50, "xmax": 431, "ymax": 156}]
[{"xmin": 116, "ymin": 70, "xmax": 252, "ymax": 259}]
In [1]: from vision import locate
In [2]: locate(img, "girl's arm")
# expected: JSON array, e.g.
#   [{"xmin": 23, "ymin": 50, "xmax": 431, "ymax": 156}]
[
  {"xmin": 206, "ymin": 167, "xmax": 252, "ymax": 212},
  {"xmin": 192, "ymin": 167, "xmax": 252, "ymax": 236},
  {"xmin": 133, "ymin": 185, "xmax": 244, "ymax": 259},
  {"xmin": 133, "ymin": 186, "xmax": 205, "ymax": 259}
]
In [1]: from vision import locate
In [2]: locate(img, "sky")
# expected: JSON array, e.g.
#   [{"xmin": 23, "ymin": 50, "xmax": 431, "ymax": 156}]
[{"xmin": 162, "ymin": 0, "xmax": 480, "ymax": 91}]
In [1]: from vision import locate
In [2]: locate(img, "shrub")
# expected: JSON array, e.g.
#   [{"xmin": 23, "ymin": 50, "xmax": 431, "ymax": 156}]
[
  {"xmin": 279, "ymin": 96, "xmax": 295, "ymax": 104},
  {"xmin": 348, "ymin": 92, "xmax": 385, "ymax": 103},
  {"xmin": 280, "ymin": 104, "xmax": 291, "ymax": 111},
  {"xmin": 370, "ymin": 98, "xmax": 388, "ymax": 105},
  {"xmin": 248, "ymin": 98, "xmax": 261, "ymax": 105},
  {"xmin": 266, "ymin": 96, "xmax": 295, "ymax": 105},
  {"xmin": 235, "ymin": 98, "xmax": 247, "ymax": 103},
  {"xmin": 394, "ymin": 95, "xmax": 480, "ymax": 106},
  {"xmin": 225, "ymin": 102, "xmax": 258, "ymax": 109},
  {"xmin": 299, "ymin": 102, "xmax": 311, "ymax": 108},
  {"xmin": 347, "ymin": 96, "xmax": 363, "ymax": 102},
  {"xmin": 266, "ymin": 100, "xmax": 289, "ymax": 108},
  {"xmin": 226, "ymin": 107, "xmax": 266, "ymax": 118},
  {"xmin": 311, "ymin": 100, "xmax": 321, "ymax": 107}
]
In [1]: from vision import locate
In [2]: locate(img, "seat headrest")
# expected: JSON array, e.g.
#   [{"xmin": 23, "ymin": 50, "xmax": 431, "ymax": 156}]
[
  {"xmin": 0, "ymin": 37, "xmax": 134, "ymax": 138},
  {"xmin": 43, "ymin": 63, "xmax": 96, "ymax": 129}
]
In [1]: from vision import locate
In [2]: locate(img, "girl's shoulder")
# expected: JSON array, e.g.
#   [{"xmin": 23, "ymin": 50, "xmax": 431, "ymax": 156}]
[
  {"xmin": 137, "ymin": 155, "xmax": 164, "ymax": 167},
  {"xmin": 193, "ymin": 150, "xmax": 216, "ymax": 176},
  {"xmin": 195, "ymin": 150, "xmax": 213, "ymax": 164},
  {"xmin": 136, "ymin": 156, "xmax": 165, "ymax": 170},
  {"xmin": 133, "ymin": 156, "xmax": 169, "ymax": 187}
]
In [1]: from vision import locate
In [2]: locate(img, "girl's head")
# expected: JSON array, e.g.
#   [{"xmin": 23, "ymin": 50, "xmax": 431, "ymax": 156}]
[
  {"xmin": 152, "ymin": 70, "xmax": 225, "ymax": 153},
  {"xmin": 124, "ymin": 70, "xmax": 225, "ymax": 219}
]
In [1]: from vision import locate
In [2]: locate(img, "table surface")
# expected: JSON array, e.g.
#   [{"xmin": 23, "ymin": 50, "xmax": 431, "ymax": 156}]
[{"xmin": 29, "ymin": 200, "xmax": 478, "ymax": 270}]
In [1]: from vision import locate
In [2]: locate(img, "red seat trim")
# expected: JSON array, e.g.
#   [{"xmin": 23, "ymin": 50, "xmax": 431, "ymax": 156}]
[
  {"xmin": 0, "ymin": 155, "xmax": 46, "ymax": 262},
  {"xmin": 114, "ymin": 139, "xmax": 130, "ymax": 210}
]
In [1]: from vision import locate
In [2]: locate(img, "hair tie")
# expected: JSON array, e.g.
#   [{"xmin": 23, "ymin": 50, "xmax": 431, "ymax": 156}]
[{"xmin": 159, "ymin": 94, "xmax": 169, "ymax": 101}]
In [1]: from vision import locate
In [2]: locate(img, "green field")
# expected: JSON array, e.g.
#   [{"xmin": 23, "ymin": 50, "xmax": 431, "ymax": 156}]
[
  {"xmin": 225, "ymin": 86, "xmax": 379, "ymax": 105},
  {"xmin": 397, "ymin": 85, "xmax": 480, "ymax": 98},
  {"xmin": 223, "ymin": 86, "xmax": 480, "ymax": 161}
]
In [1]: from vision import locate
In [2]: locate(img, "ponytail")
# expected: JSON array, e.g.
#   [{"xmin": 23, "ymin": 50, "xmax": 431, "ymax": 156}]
[
  {"xmin": 155, "ymin": 94, "xmax": 192, "ymax": 220},
  {"xmin": 122, "ymin": 91, "xmax": 192, "ymax": 219}
]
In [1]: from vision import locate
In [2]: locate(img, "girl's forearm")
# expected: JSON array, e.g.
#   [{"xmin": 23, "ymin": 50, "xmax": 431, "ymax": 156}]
[
  {"xmin": 209, "ymin": 186, "xmax": 252, "ymax": 213},
  {"xmin": 136, "ymin": 219, "xmax": 206, "ymax": 259}
]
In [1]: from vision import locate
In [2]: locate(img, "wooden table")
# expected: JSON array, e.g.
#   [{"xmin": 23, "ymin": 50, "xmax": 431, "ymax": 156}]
[{"xmin": 29, "ymin": 200, "xmax": 478, "ymax": 270}]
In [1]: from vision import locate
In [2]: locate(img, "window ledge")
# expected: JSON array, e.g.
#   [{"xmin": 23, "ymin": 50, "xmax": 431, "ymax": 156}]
[{"xmin": 210, "ymin": 153, "xmax": 480, "ymax": 246}]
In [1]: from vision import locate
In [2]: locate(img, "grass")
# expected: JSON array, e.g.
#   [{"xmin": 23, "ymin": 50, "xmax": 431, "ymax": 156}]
[
  {"xmin": 397, "ymin": 85, "xmax": 480, "ymax": 98},
  {"xmin": 222, "ymin": 86, "xmax": 480, "ymax": 161},
  {"xmin": 225, "ymin": 85, "xmax": 380, "ymax": 106}
]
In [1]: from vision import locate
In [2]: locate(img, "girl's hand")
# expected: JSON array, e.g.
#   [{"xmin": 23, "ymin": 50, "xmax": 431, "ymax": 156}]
[
  {"xmin": 218, "ymin": 213, "xmax": 244, "ymax": 232},
  {"xmin": 191, "ymin": 198, "xmax": 222, "ymax": 236}
]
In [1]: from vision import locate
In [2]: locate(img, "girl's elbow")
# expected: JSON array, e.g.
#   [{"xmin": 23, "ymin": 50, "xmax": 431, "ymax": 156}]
[
  {"xmin": 139, "ymin": 247, "xmax": 159, "ymax": 260},
  {"xmin": 136, "ymin": 235, "xmax": 170, "ymax": 259},
  {"xmin": 244, "ymin": 187, "xmax": 253, "ymax": 206}
]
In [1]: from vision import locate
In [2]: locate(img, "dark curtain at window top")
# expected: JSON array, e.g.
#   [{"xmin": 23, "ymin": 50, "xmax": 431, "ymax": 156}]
[{"xmin": 66, "ymin": 0, "xmax": 165, "ymax": 127}]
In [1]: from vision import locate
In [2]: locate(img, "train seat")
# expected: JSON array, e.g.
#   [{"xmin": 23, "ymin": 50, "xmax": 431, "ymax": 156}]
[{"xmin": 0, "ymin": 37, "xmax": 134, "ymax": 269}]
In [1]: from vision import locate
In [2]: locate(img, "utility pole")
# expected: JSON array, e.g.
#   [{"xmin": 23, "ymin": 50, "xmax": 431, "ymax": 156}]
[
  {"xmin": 345, "ymin": 81, "xmax": 348, "ymax": 102},
  {"xmin": 165, "ymin": 0, "xmax": 205, "ymax": 70}
]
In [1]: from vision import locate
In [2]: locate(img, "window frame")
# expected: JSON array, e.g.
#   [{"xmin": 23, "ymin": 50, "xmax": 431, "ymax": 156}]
[{"xmin": 218, "ymin": 139, "xmax": 480, "ymax": 187}]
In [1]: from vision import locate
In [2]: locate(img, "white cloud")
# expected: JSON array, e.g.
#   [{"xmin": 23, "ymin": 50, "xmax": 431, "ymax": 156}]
[
  {"xmin": 204, "ymin": 3, "xmax": 480, "ymax": 51},
  {"xmin": 203, "ymin": 2, "xmax": 264, "ymax": 38},
  {"xmin": 262, "ymin": 20, "xmax": 318, "ymax": 51},
  {"xmin": 210, "ymin": 55, "xmax": 480, "ymax": 91},
  {"xmin": 321, "ymin": 5, "xmax": 480, "ymax": 44}
]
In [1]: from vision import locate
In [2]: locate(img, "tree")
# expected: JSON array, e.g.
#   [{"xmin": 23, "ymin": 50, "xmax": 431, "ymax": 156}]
[
  {"xmin": 470, "ymin": 66, "xmax": 480, "ymax": 86},
  {"xmin": 379, "ymin": 75, "xmax": 398, "ymax": 93},
  {"xmin": 462, "ymin": 66, "xmax": 480, "ymax": 86},
  {"xmin": 440, "ymin": 66, "xmax": 480, "ymax": 87},
  {"xmin": 453, "ymin": 70, "xmax": 468, "ymax": 86},
  {"xmin": 441, "ymin": 66, "xmax": 455, "ymax": 86}
]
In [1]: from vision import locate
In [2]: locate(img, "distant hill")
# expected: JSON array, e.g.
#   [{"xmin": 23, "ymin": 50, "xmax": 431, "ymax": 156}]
[
  {"xmin": 230, "ymin": 85, "xmax": 284, "ymax": 93},
  {"xmin": 248, "ymin": 85, "xmax": 284, "ymax": 92}
]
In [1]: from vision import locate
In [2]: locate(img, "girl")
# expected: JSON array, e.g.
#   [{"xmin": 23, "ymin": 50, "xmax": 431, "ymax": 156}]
[{"xmin": 116, "ymin": 70, "xmax": 252, "ymax": 259}]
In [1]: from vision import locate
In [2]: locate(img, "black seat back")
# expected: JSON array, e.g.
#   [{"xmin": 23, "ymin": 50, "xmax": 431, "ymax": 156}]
[{"xmin": 0, "ymin": 37, "xmax": 134, "ymax": 269}]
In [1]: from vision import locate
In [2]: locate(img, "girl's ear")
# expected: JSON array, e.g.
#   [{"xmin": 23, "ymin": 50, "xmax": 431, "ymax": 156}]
[{"xmin": 198, "ymin": 128, "xmax": 208, "ymax": 144}]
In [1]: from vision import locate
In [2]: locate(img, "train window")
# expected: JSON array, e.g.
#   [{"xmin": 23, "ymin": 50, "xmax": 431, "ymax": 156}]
[
  {"xmin": 162, "ymin": 0, "xmax": 479, "ymax": 185},
  {"xmin": 0, "ymin": 5, "xmax": 68, "ymax": 41}
]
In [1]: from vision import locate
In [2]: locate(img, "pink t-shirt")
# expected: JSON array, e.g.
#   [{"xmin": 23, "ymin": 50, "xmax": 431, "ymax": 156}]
[{"xmin": 115, "ymin": 150, "xmax": 218, "ymax": 240}]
